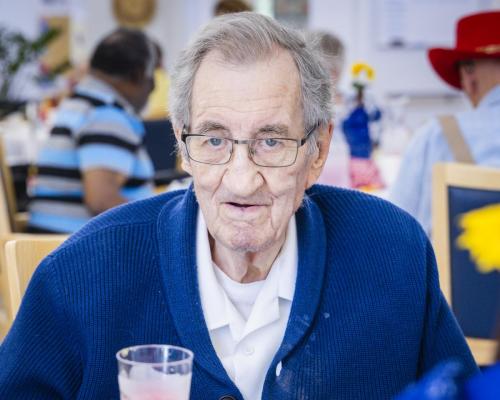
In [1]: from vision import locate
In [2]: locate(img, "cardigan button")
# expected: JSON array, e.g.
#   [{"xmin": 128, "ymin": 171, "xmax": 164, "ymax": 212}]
[{"xmin": 219, "ymin": 396, "xmax": 236, "ymax": 400}]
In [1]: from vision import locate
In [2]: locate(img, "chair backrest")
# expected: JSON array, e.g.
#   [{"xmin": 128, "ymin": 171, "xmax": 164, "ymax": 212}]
[
  {"xmin": 143, "ymin": 119, "xmax": 178, "ymax": 172},
  {"xmin": 4, "ymin": 236, "xmax": 66, "ymax": 319},
  {"xmin": 143, "ymin": 119, "xmax": 189, "ymax": 185},
  {"xmin": 0, "ymin": 138, "xmax": 15, "ymax": 234},
  {"xmin": 432, "ymin": 162, "xmax": 500, "ymax": 366},
  {"xmin": 0, "ymin": 136, "xmax": 20, "ymax": 234}
]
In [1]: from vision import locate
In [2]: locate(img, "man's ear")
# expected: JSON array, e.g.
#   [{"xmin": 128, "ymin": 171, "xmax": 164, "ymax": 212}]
[
  {"xmin": 174, "ymin": 127, "xmax": 192, "ymax": 175},
  {"xmin": 306, "ymin": 121, "xmax": 333, "ymax": 188}
]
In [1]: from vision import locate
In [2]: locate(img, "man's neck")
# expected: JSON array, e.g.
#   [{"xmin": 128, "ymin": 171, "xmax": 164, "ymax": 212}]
[
  {"xmin": 89, "ymin": 70, "xmax": 137, "ymax": 113},
  {"xmin": 210, "ymin": 235, "xmax": 286, "ymax": 284}
]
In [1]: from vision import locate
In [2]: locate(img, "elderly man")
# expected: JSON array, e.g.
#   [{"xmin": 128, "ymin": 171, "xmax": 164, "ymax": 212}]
[
  {"xmin": 27, "ymin": 28, "xmax": 156, "ymax": 233},
  {"xmin": 0, "ymin": 12, "xmax": 476, "ymax": 399},
  {"xmin": 390, "ymin": 11, "xmax": 500, "ymax": 235}
]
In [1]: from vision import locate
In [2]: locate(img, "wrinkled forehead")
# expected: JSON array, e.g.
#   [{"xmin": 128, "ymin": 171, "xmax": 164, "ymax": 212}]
[{"xmin": 190, "ymin": 49, "xmax": 303, "ymax": 130}]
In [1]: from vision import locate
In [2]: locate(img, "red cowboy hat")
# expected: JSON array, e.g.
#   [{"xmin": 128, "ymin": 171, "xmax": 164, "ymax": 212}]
[{"xmin": 428, "ymin": 11, "xmax": 500, "ymax": 89}]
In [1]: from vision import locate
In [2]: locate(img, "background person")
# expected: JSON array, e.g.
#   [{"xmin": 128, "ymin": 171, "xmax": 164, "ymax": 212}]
[
  {"xmin": 309, "ymin": 30, "xmax": 351, "ymax": 188},
  {"xmin": 27, "ymin": 28, "xmax": 156, "ymax": 233},
  {"xmin": 389, "ymin": 11, "xmax": 500, "ymax": 235},
  {"xmin": 0, "ymin": 12, "xmax": 476, "ymax": 399},
  {"xmin": 213, "ymin": 0, "xmax": 252, "ymax": 16}
]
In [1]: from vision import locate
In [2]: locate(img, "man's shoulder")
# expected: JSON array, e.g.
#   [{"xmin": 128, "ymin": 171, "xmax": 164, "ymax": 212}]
[
  {"xmin": 308, "ymin": 184, "xmax": 410, "ymax": 215},
  {"xmin": 413, "ymin": 117, "xmax": 444, "ymax": 144},
  {"xmin": 62, "ymin": 189, "xmax": 188, "ymax": 247},
  {"xmin": 85, "ymin": 101, "xmax": 136, "ymax": 129},
  {"xmin": 307, "ymin": 186, "xmax": 432, "ymax": 295},
  {"xmin": 307, "ymin": 184, "xmax": 426, "ymax": 241},
  {"xmin": 455, "ymin": 103, "xmax": 500, "ymax": 128},
  {"xmin": 38, "ymin": 189, "xmax": 190, "ymax": 279},
  {"xmin": 398, "ymin": 117, "xmax": 453, "ymax": 166}
]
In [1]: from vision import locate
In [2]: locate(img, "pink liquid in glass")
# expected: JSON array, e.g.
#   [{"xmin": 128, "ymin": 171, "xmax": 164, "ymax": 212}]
[{"xmin": 118, "ymin": 373, "xmax": 191, "ymax": 400}]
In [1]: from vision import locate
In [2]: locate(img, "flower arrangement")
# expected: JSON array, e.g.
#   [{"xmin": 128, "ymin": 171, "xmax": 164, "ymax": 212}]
[
  {"xmin": 351, "ymin": 62, "xmax": 375, "ymax": 85},
  {"xmin": 342, "ymin": 60, "xmax": 384, "ymax": 190},
  {"xmin": 350, "ymin": 61, "xmax": 375, "ymax": 101}
]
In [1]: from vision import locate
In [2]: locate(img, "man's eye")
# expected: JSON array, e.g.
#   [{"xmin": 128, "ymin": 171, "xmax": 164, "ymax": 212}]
[
  {"xmin": 207, "ymin": 137, "xmax": 223, "ymax": 146},
  {"xmin": 264, "ymin": 138, "xmax": 278, "ymax": 147},
  {"xmin": 258, "ymin": 138, "xmax": 286, "ymax": 151}
]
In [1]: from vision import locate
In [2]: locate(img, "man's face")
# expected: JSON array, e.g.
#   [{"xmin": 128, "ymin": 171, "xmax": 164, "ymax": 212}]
[
  {"xmin": 459, "ymin": 59, "xmax": 500, "ymax": 107},
  {"xmin": 179, "ymin": 49, "xmax": 330, "ymax": 254},
  {"xmin": 459, "ymin": 60, "xmax": 478, "ymax": 106}
]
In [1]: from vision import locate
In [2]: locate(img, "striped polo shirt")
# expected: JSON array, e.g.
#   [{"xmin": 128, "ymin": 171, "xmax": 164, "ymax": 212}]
[{"xmin": 28, "ymin": 76, "xmax": 155, "ymax": 233}]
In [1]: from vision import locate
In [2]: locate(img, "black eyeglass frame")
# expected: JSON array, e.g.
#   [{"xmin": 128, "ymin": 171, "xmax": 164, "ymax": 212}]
[{"xmin": 180, "ymin": 123, "xmax": 319, "ymax": 168}]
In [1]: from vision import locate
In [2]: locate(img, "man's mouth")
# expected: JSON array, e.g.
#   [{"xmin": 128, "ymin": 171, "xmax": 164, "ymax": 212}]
[
  {"xmin": 222, "ymin": 201, "xmax": 269, "ymax": 215},
  {"xmin": 227, "ymin": 202, "xmax": 258, "ymax": 209}
]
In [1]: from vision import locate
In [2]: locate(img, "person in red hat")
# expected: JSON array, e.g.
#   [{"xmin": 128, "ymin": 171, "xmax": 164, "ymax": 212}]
[{"xmin": 390, "ymin": 10, "xmax": 500, "ymax": 235}]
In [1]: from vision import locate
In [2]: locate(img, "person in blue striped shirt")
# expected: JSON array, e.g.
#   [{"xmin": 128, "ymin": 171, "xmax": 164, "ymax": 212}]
[{"xmin": 28, "ymin": 28, "xmax": 156, "ymax": 233}]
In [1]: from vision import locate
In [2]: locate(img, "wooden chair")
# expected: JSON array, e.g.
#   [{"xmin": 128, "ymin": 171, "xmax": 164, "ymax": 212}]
[
  {"xmin": 3, "ymin": 237, "xmax": 66, "ymax": 321},
  {"xmin": 432, "ymin": 162, "xmax": 500, "ymax": 366},
  {"xmin": 0, "ymin": 136, "xmax": 26, "ymax": 337},
  {"xmin": 0, "ymin": 140, "xmax": 15, "ymax": 235},
  {"xmin": 0, "ymin": 137, "xmax": 28, "ymax": 234}
]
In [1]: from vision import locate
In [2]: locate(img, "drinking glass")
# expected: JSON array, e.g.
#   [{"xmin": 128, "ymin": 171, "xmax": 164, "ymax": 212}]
[{"xmin": 116, "ymin": 344, "xmax": 193, "ymax": 400}]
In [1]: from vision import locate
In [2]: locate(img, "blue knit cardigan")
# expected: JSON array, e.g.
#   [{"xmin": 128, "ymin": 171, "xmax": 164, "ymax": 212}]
[{"xmin": 0, "ymin": 185, "xmax": 477, "ymax": 399}]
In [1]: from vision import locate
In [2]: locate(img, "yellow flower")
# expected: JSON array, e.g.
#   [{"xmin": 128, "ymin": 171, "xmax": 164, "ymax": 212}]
[
  {"xmin": 456, "ymin": 203, "xmax": 500, "ymax": 273},
  {"xmin": 366, "ymin": 66, "xmax": 375, "ymax": 80},
  {"xmin": 351, "ymin": 61, "xmax": 376, "ymax": 81}
]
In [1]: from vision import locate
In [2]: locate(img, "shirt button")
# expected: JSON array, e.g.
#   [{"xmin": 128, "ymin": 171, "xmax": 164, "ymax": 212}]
[
  {"xmin": 219, "ymin": 396, "xmax": 236, "ymax": 400},
  {"xmin": 243, "ymin": 345, "xmax": 255, "ymax": 356}
]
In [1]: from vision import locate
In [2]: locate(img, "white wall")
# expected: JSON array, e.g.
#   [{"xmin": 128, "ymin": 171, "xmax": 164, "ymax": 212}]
[
  {"xmin": 0, "ymin": 0, "xmax": 215, "ymax": 71},
  {"xmin": 0, "ymin": 0, "xmax": 40, "ymax": 38},
  {"xmin": 309, "ymin": 0, "xmax": 500, "ymax": 98},
  {"xmin": 2, "ymin": 0, "xmax": 499, "ymax": 100},
  {"xmin": 77, "ymin": 0, "xmax": 215, "ymax": 70},
  {"xmin": 78, "ymin": 0, "xmax": 500, "ymax": 98},
  {"xmin": 75, "ymin": 0, "xmax": 203, "ymax": 67}
]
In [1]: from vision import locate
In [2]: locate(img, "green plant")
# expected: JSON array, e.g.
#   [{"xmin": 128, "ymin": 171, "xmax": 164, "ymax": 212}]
[{"xmin": 0, "ymin": 26, "xmax": 61, "ymax": 99}]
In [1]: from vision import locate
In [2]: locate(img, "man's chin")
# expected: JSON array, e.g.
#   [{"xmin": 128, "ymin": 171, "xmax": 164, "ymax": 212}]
[{"xmin": 218, "ymin": 231, "xmax": 271, "ymax": 254}]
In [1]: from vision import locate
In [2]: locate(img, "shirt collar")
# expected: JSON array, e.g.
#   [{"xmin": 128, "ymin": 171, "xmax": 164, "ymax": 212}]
[
  {"xmin": 276, "ymin": 216, "xmax": 297, "ymax": 302},
  {"xmin": 75, "ymin": 75, "xmax": 137, "ymax": 116},
  {"xmin": 196, "ymin": 209, "xmax": 297, "ymax": 332},
  {"xmin": 477, "ymin": 84, "xmax": 500, "ymax": 109},
  {"xmin": 196, "ymin": 209, "xmax": 227, "ymax": 331}
]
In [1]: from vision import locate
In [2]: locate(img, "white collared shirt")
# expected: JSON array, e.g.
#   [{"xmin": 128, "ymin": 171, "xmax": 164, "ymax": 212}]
[{"xmin": 196, "ymin": 210, "xmax": 297, "ymax": 400}]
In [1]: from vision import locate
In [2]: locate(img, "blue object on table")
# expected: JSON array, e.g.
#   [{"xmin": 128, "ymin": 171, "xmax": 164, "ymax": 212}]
[
  {"xmin": 393, "ymin": 361, "xmax": 464, "ymax": 400},
  {"xmin": 395, "ymin": 361, "xmax": 500, "ymax": 400},
  {"xmin": 464, "ymin": 362, "xmax": 500, "ymax": 400}
]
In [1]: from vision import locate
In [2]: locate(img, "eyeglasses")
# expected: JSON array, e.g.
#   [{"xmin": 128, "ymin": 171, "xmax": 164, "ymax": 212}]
[{"xmin": 181, "ymin": 124, "xmax": 318, "ymax": 167}]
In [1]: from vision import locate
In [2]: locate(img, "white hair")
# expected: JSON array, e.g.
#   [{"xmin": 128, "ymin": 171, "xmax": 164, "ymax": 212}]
[{"xmin": 170, "ymin": 12, "xmax": 333, "ymax": 152}]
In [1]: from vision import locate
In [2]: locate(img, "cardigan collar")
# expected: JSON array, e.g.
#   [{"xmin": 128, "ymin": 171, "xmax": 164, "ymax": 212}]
[{"xmin": 156, "ymin": 186, "xmax": 327, "ymax": 389}]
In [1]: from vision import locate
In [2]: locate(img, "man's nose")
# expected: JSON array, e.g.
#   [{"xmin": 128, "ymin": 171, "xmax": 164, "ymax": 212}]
[{"xmin": 222, "ymin": 142, "xmax": 263, "ymax": 195}]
